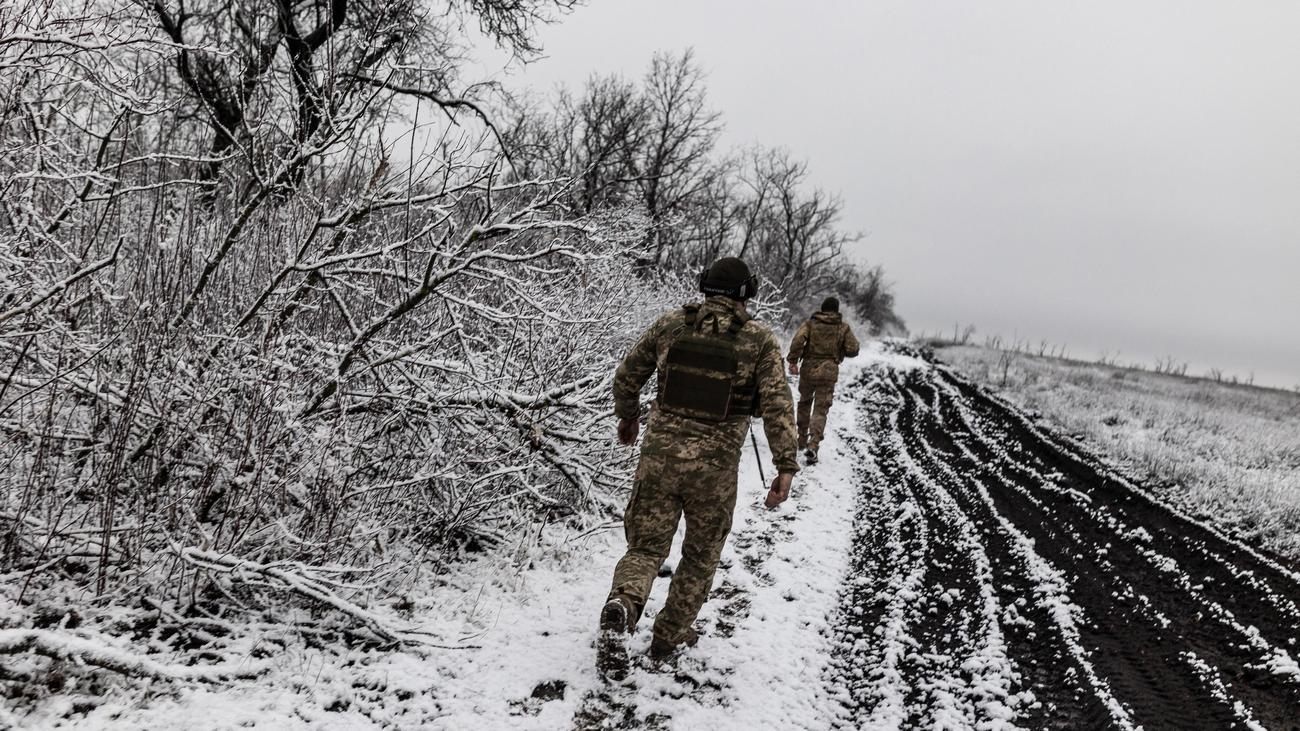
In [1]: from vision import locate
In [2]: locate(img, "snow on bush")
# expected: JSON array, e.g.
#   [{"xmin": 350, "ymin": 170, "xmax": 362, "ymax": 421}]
[{"xmin": 1, "ymin": 0, "xmax": 701, "ymax": 702}]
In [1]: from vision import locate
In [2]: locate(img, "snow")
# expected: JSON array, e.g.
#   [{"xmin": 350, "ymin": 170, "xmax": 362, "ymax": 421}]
[
  {"xmin": 940, "ymin": 346, "xmax": 1300, "ymax": 562},
  {"xmin": 860, "ymin": 339, "xmax": 928, "ymax": 372},
  {"xmin": 20, "ymin": 357, "xmax": 867, "ymax": 729},
  {"xmin": 0, "ymin": 629, "xmax": 267, "ymax": 682},
  {"xmin": 934, "ymin": 387, "xmax": 1139, "ymax": 730},
  {"xmin": 402, "ymin": 356, "xmax": 871, "ymax": 729},
  {"xmin": 1265, "ymin": 647, "xmax": 1300, "ymax": 681},
  {"xmin": 10, "ymin": 342, "xmax": 1294, "ymax": 729}
]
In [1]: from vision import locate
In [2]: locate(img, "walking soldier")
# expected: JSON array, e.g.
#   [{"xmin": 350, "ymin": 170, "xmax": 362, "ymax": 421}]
[
  {"xmin": 787, "ymin": 297, "xmax": 861, "ymax": 464},
  {"xmin": 601, "ymin": 257, "xmax": 800, "ymax": 663}
]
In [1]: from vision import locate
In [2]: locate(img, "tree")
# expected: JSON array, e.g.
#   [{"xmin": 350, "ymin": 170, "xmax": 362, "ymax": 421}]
[
  {"xmin": 503, "ymin": 74, "xmax": 648, "ymax": 213},
  {"xmin": 2, "ymin": 0, "xmax": 675, "ymax": 644},
  {"xmin": 735, "ymin": 147, "xmax": 859, "ymax": 318},
  {"xmin": 499, "ymin": 55, "xmax": 904, "ymax": 330},
  {"xmin": 147, "ymin": 0, "xmax": 575, "ymax": 191},
  {"xmin": 637, "ymin": 50, "xmax": 722, "ymax": 266},
  {"xmin": 838, "ymin": 264, "xmax": 907, "ymax": 335}
]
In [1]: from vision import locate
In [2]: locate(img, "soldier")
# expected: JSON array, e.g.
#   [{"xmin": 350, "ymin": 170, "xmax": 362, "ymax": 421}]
[
  {"xmin": 787, "ymin": 297, "xmax": 861, "ymax": 464},
  {"xmin": 601, "ymin": 256, "xmax": 799, "ymax": 663}
]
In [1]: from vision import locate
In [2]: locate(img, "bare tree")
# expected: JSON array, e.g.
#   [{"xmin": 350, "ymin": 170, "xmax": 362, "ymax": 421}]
[
  {"xmin": 838, "ymin": 263, "xmax": 906, "ymax": 335},
  {"xmin": 147, "ymin": 0, "xmax": 574, "ymax": 191},
  {"xmin": 637, "ymin": 49, "xmax": 722, "ymax": 265},
  {"xmin": 501, "ymin": 59, "xmax": 907, "ymax": 329},
  {"xmin": 1, "ymin": 0, "xmax": 683, "ymax": 667},
  {"xmin": 735, "ymin": 147, "xmax": 860, "ymax": 318}
]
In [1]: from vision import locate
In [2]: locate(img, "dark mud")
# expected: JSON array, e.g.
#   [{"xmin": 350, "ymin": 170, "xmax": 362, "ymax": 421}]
[
  {"xmin": 574, "ymin": 355, "xmax": 1300, "ymax": 729},
  {"xmin": 828, "ymin": 361, "xmax": 1300, "ymax": 730}
]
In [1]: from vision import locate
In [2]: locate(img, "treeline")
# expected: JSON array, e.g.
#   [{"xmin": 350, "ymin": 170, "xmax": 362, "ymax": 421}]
[
  {"xmin": 2, "ymin": 0, "xmax": 667, "ymax": 647},
  {"xmin": 501, "ymin": 50, "xmax": 905, "ymax": 333},
  {"xmin": 0, "ymin": 0, "xmax": 899, "ymax": 651}
]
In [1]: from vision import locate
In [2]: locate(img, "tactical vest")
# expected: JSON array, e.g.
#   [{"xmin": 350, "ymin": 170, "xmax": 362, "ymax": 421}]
[
  {"xmin": 806, "ymin": 320, "xmax": 842, "ymax": 361},
  {"xmin": 656, "ymin": 304, "xmax": 759, "ymax": 422}
]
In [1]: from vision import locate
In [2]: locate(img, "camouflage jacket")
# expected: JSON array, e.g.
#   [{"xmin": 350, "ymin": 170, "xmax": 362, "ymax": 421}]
[
  {"xmin": 787, "ymin": 311, "xmax": 861, "ymax": 384},
  {"xmin": 613, "ymin": 296, "xmax": 800, "ymax": 475}
]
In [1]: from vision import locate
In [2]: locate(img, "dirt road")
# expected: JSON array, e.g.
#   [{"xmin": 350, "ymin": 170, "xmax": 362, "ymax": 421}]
[
  {"xmin": 576, "ymin": 354, "xmax": 1300, "ymax": 729},
  {"xmin": 828, "ymin": 358, "xmax": 1300, "ymax": 729}
]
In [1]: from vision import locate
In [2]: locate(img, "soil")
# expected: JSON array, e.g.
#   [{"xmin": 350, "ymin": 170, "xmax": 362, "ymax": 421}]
[{"xmin": 575, "ymin": 353, "xmax": 1300, "ymax": 729}]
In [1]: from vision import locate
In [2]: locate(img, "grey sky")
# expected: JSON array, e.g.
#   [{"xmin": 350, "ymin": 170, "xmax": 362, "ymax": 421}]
[{"xmin": 479, "ymin": 0, "xmax": 1300, "ymax": 388}]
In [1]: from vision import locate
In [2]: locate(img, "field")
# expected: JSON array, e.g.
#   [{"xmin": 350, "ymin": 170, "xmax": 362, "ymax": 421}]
[
  {"xmin": 5, "ymin": 344, "xmax": 1300, "ymax": 728},
  {"xmin": 938, "ymin": 345, "xmax": 1300, "ymax": 563}
]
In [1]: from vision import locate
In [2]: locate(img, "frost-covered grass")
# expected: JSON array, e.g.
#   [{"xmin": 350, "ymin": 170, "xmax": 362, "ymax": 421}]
[{"xmin": 939, "ymin": 345, "xmax": 1300, "ymax": 562}]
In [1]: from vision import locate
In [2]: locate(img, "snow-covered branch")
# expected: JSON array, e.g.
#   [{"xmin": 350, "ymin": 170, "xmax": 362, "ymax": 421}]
[{"xmin": 0, "ymin": 629, "xmax": 267, "ymax": 681}]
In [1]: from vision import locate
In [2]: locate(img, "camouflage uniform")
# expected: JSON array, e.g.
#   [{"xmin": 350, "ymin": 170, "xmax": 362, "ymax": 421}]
[
  {"xmin": 787, "ymin": 311, "xmax": 861, "ymax": 451},
  {"xmin": 609, "ymin": 296, "xmax": 799, "ymax": 647}
]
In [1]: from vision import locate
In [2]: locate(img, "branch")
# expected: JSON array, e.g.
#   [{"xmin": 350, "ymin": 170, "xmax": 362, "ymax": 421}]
[
  {"xmin": 175, "ymin": 546, "xmax": 422, "ymax": 645},
  {"xmin": 0, "ymin": 237, "xmax": 123, "ymax": 326},
  {"xmin": 345, "ymin": 73, "xmax": 511, "ymax": 162},
  {"xmin": 0, "ymin": 629, "xmax": 267, "ymax": 682}
]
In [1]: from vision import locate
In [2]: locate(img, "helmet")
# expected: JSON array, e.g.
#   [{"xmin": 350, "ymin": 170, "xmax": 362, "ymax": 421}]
[
  {"xmin": 821, "ymin": 296, "xmax": 840, "ymax": 313},
  {"xmin": 698, "ymin": 257, "xmax": 759, "ymax": 300}
]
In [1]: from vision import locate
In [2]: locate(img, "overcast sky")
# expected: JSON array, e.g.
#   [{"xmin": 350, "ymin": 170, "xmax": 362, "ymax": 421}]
[{"xmin": 478, "ymin": 0, "xmax": 1300, "ymax": 388}]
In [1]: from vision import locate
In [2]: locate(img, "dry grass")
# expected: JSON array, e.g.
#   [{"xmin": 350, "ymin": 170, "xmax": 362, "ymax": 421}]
[{"xmin": 940, "ymin": 345, "xmax": 1300, "ymax": 563}]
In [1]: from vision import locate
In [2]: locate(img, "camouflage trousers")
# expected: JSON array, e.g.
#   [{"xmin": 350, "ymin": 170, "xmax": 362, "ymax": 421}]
[
  {"xmin": 608, "ymin": 453, "xmax": 738, "ymax": 645},
  {"xmin": 797, "ymin": 376, "xmax": 837, "ymax": 449}
]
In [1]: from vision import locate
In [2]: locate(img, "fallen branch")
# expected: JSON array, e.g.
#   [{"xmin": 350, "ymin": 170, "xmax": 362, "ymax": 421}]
[
  {"xmin": 175, "ymin": 545, "xmax": 408, "ymax": 644},
  {"xmin": 0, "ymin": 629, "xmax": 267, "ymax": 682}
]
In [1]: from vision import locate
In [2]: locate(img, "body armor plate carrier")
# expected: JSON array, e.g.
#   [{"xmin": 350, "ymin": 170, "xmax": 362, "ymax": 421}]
[
  {"xmin": 806, "ymin": 320, "xmax": 842, "ymax": 361},
  {"xmin": 657, "ymin": 305, "xmax": 759, "ymax": 422}
]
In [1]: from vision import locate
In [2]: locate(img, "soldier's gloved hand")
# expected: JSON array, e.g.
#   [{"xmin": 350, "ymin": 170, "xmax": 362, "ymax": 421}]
[
  {"xmin": 765, "ymin": 473, "xmax": 794, "ymax": 508},
  {"xmin": 788, "ymin": 361, "xmax": 800, "ymax": 376},
  {"xmin": 617, "ymin": 417, "xmax": 640, "ymax": 446}
]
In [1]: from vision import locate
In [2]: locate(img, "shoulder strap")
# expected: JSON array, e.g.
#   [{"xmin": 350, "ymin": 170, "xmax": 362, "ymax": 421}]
[
  {"xmin": 683, "ymin": 304, "xmax": 700, "ymax": 329},
  {"xmin": 725, "ymin": 310, "xmax": 752, "ymax": 338}
]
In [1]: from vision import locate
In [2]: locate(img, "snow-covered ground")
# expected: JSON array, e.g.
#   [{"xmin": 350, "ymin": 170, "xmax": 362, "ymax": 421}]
[
  {"xmin": 399, "ymin": 353, "xmax": 875, "ymax": 729},
  {"xmin": 7, "ymin": 342, "xmax": 1300, "ymax": 729},
  {"xmin": 940, "ymin": 345, "xmax": 1300, "ymax": 562},
  {"xmin": 15, "ymin": 350, "xmax": 910, "ymax": 730}
]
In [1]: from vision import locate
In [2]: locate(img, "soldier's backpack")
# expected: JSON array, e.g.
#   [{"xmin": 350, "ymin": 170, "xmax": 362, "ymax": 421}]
[
  {"xmin": 806, "ymin": 318, "xmax": 844, "ymax": 361},
  {"xmin": 656, "ymin": 304, "xmax": 759, "ymax": 422}
]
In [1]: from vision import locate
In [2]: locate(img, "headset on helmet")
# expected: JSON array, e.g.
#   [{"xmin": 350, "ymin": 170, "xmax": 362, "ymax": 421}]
[{"xmin": 698, "ymin": 264, "xmax": 759, "ymax": 300}]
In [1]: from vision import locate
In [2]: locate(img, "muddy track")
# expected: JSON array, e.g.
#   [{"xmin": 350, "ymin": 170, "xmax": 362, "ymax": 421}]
[{"xmin": 828, "ymin": 361, "xmax": 1300, "ymax": 730}]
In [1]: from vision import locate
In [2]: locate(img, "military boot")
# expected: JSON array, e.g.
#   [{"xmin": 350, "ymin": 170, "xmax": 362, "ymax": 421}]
[
  {"xmin": 597, "ymin": 594, "xmax": 638, "ymax": 681},
  {"xmin": 600, "ymin": 594, "xmax": 637, "ymax": 634},
  {"xmin": 804, "ymin": 443, "xmax": 819, "ymax": 465},
  {"xmin": 649, "ymin": 628, "xmax": 699, "ymax": 662}
]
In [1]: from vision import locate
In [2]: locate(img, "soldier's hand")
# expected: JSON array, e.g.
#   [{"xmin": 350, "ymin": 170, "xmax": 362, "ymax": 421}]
[
  {"xmin": 788, "ymin": 361, "xmax": 800, "ymax": 376},
  {"xmin": 616, "ymin": 417, "xmax": 640, "ymax": 446},
  {"xmin": 765, "ymin": 473, "xmax": 794, "ymax": 508}
]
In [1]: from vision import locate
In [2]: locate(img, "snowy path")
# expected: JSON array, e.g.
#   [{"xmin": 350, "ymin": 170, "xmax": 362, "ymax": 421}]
[
  {"xmin": 567, "ymin": 348, "xmax": 1300, "ymax": 729},
  {"xmin": 52, "ymin": 348, "xmax": 1300, "ymax": 729},
  {"xmin": 422, "ymin": 347, "xmax": 1300, "ymax": 729},
  {"xmin": 396, "ymin": 359, "xmax": 870, "ymax": 731}
]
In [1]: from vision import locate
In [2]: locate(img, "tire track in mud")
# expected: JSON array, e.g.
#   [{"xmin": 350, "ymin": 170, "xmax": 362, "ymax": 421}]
[
  {"xmin": 828, "ymin": 356, "xmax": 1300, "ymax": 730},
  {"xmin": 933, "ymin": 371, "xmax": 1300, "ymax": 727}
]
